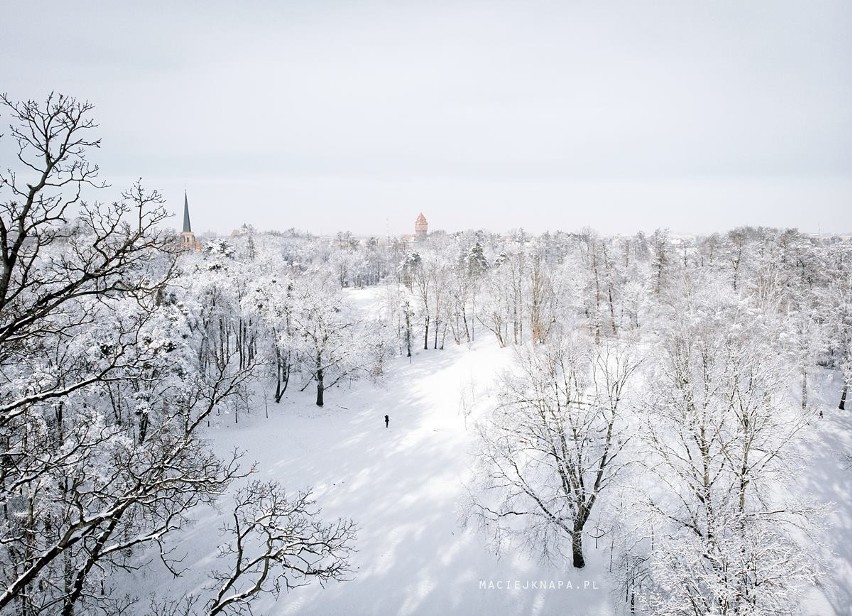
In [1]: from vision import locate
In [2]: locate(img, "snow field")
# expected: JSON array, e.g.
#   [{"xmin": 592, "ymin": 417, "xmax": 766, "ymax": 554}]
[{"xmin": 141, "ymin": 287, "xmax": 852, "ymax": 616}]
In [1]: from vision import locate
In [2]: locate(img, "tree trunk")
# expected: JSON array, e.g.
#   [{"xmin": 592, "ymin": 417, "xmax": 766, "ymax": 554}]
[
  {"xmin": 281, "ymin": 354, "xmax": 290, "ymax": 395},
  {"xmin": 471, "ymin": 294, "xmax": 476, "ymax": 341},
  {"xmin": 840, "ymin": 382, "xmax": 848, "ymax": 411},
  {"xmin": 275, "ymin": 347, "xmax": 283, "ymax": 403},
  {"xmin": 62, "ymin": 537, "xmax": 73, "ymax": 616},
  {"xmin": 316, "ymin": 354, "xmax": 324, "ymax": 406},
  {"xmin": 405, "ymin": 306, "xmax": 412, "ymax": 358},
  {"xmin": 138, "ymin": 411, "xmax": 148, "ymax": 445},
  {"xmin": 274, "ymin": 349, "xmax": 291, "ymax": 404},
  {"xmin": 316, "ymin": 374, "xmax": 324, "ymax": 407},
  {"xmin": 462, "ymin": 308, "xmax": 470, "ymax": 342},
  {"xmin": 608, "ymin": 284, "xmax": 617, "ymax": 337},
  {"xmin": 572, "ymin": 530, "xmax": 586, "ymax": 568}
]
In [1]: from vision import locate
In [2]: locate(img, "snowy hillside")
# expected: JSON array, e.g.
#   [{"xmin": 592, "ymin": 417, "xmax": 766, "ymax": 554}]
[
  {"xmin": 144, "ymin": 331, "xmax": 617, "ymax": 615},
  {"xmin": 132, "ymin": 287, "xmax": 852, "ymax": 616}
]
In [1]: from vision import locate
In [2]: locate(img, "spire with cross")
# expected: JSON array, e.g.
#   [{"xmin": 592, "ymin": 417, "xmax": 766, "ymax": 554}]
[
  {"xmin": 182, "ymin": 191, "xmax": 192, "ymax": 233},
  {"xmin": 179, "ymin": 190, "xmax": 200, "ymax": 251}
]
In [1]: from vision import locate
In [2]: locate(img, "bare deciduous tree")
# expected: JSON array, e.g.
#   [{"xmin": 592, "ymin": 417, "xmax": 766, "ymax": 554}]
[
  {"xmin": 0, "ymin": 93, "xmax": 259, "ymax": 615},
  {"xmin": 206, "ymin": 480, "xmax": 355, "ymax": 616},
  {"xmin": 467, "ymin": 335, "xmax": 637, "ymax": 568}
]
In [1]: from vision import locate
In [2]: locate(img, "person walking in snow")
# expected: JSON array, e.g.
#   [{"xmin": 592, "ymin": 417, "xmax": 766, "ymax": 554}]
[{"xmin": 384, "ymin": 414, "xmax": 389, "ymax": 429}]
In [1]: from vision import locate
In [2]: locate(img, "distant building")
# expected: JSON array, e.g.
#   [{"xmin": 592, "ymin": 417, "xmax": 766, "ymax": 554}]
[
  {"xmin": 178, "ymin": 192, "xmax": 201, "ymax": 251},
  {"xmin": 415, "ymin": 212, "xmax": 428, "ymax": 239}
]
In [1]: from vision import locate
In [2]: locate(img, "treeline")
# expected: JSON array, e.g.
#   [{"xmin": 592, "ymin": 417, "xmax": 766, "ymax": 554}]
[{"xmin": 241, "ymin": 225, "xmax": 849, "ymax": 412}]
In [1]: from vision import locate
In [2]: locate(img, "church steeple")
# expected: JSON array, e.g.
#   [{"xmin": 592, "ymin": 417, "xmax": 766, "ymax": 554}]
[
  {"xmin": 178, "ymin": 191, "xmax": 200, "ymax": 251},
  {"xmin": 182, "ymin": 191, "xmax": 192, "ymax": 233}
]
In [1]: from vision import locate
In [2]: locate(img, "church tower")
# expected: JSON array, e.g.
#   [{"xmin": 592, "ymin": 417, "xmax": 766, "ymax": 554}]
[{"xmin": 179, "ymin": 192, "xmax": 201, "ymax": 251}]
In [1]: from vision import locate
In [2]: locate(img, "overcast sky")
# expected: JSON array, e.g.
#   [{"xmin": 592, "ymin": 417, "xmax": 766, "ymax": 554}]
[{"xmin": 2, "ymin": 1, "xmax": 851, "ymax": 236}]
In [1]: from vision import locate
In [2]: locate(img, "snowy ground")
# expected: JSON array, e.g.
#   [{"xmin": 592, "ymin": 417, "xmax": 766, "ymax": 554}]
[
  {"xmin": 140, "ymin": 288, "xmax": 852, "ymax": 616},
  {"xmin": 798, "ymin": 369, "xmax": 852, "ymax": 616}
]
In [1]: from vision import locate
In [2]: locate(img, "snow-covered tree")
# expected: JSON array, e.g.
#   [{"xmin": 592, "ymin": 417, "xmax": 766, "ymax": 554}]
[
  {"xmin": 0, "ymin": 93, "xmax": 352, "ymax": 615},
  {"xmin": 467, "ymin": 334, "xmax": 638, "ymax": 568},
  {"xmin": 635, "ymin": 279, "xmax": 822, "ymax": 615},
  {"xmin": 289, "ymin": 270, "xmax": 389, "ymax": 406},
  {"xmin": 477, "ymin": 251, "xmax": 513, "ymax": 347}
]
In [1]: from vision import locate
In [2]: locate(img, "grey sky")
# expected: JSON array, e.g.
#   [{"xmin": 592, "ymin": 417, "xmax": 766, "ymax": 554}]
[{"xmin": 2, "ymin": 1, "xmax": 851, "ymax": 236}]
